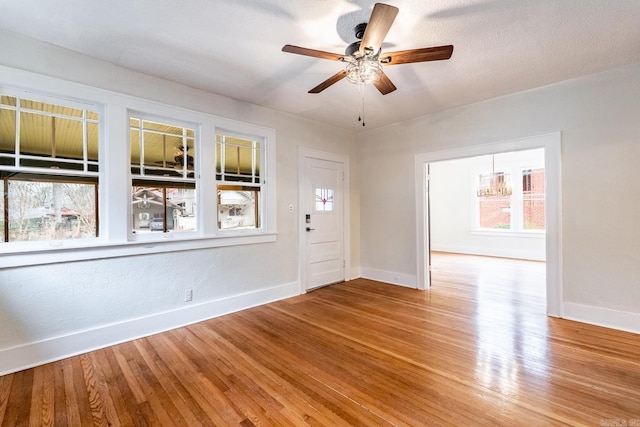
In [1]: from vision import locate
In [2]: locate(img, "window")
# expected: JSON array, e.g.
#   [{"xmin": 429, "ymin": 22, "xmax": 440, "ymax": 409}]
[
  {"xmin": 1, "ymin": 71, "xmax": 276, "ymax": 267},
  {"xmin": 216, "ymin": 133, "xmax": 263, "ymax": 231},
  {"xmin": 522, "ymin": 168, "xmax": 545, "ymax": 230},
  {"xmin": 130, "ymin": 116, "xmax": 197, "ymax": 234},
  {"xmin": 0, "ymin": 93, "xmax": 100, "ymax": 243},
  {"xmin": 478, "ymin": 195, "xmax": 512, "ymax": 229},
  {"xmin": 477, "ymin": 171, "xmax": 512, "ymax": 229},
  {"xmin": 476, "ymin": 165, "xmax": 545, "ymax": 232}
]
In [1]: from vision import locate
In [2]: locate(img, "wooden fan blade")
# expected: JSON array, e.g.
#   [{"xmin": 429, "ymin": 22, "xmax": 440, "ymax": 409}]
[
  {"xmin": 373, "ymin": 71, "xmax": 396, "ymax": 95},
  {"xmin": 309, "ymin": 70, "xmax": 347, "ymax": 93},
  {"xmin": 282, "ymin": 45, "xmax": 345, "ymax": 61},
  {"xmin": 381, "ymin": 45, "xmax": 454, "ymax": 66},
  {"xmin": 360, "ymin": 3, "xmax": 399, "ymax": 54}
]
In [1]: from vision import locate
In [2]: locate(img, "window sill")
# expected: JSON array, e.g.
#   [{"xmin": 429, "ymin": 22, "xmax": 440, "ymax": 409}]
[
  {"xmin": 470, "ymin": 229, "xmax": 545, "ymax": 239},
  {"xmin": 0, "ymin": 233, "xmax": 277, "ymax": 268}
]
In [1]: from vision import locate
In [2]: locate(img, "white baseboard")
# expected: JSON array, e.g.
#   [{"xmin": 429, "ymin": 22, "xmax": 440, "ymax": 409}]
[
  {"xmin": 0, "ymin": 281, "xmax": 300, "ymax": 376},
  {"xmin": 563, "ymin": 302, "xmax": 640, "ymax": 335},
  {"xmin": 432, "ymin": 244, "xmax": 545, "ymax": 261},
  {"xmin": 360, "ymin": 267, "xmax": 417, "ymax": 289},
  {"xmin": 349, "ymin": 266, "xmax": 361, "ymax": 281}
]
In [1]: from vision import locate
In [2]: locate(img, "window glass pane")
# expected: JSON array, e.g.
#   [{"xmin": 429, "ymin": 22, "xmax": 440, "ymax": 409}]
[
  {"xmin": 142, "ymin": 120, "xmax": 183, "ymax": 136},
  {"xmin": 20, "ymin": 111, "xmax": 52, "ymax": 156},
  {"xmin": 7, "ymin": 180, "xmax": 97, "ymax": 241},
  {"xmin": 174, "ymin": 138, "xmax": 195, "ymax": 170},
  {"xmin": 130, "ymin": 117, "xmax": 196, "ymax": 179},
  {"xmin": 224, "ymin": 144, "xmax": 239, "ymax": 175},
  {"xmin": 0, "ymin": 187, "xmax": 4, "ymax": 240},
  {"xmin": 143, "ymin": 130, "xmax": 180, "ymax": 169},
  {"xmin": 20, "ymin": 98, "xmax": 84, "ymax": 118},
  {"xmin": 479, "ymin": 197, "xmax": 511, "ymax": 229},
  {"xmin": 130, "ymin": 129, "xmax": 141, "ymax": 178},
  {"xmin": 217, "ymin": 135, "xmax": 260, "ymax": 183},
  {"xmin": 218, "ymin": 185, "xmax": 259, "ymax": 230},
  {"xmin": 238, "ymin": 145, "xmax": 253, "ymax": 176},
  {"xmin": 1, "ymin": 95, "xmax": 16, "ymax": 106},
  {"xmin": 254, "ymin": 141, "xmax": 261, "ymax": 182},
  {"xmin": 523, "ymin": 168, "xmax": 545, "ymax": 230},
  {"xmin": 477, "ymin": 172, "xmax": 512, "ymax": 197},
  {"xmin": 87, "ymin": 122, "xmax": 99, "ymax": 161},
  {"xmin": 0, "ymin": 107, "xmax": 16, "ymax": 154},
  {"xmin": 52, "ymin": 116, "xmax": 84, "ymax": 159},
  {"xmin": 5, "ymin": 96, "xmax": 100, "ymax": 172},
  {"xmin": 215, "ymin": 142, "xmax": 222, "ymax": 175},
  {"xmin": 315, "ymin": 188, "xmax": 334, "ymax": 212},
  {"xmin": 131, "ymin": 185, "xmax": 196, "ymax": 233}
]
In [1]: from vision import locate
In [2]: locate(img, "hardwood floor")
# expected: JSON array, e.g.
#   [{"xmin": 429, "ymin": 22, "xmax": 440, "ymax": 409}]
[{"xmin": 1, "ymin": 252, "xmax": 639, "ymax": 426}]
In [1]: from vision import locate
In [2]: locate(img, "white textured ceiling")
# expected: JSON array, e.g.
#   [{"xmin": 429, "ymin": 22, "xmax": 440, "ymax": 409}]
[{"xmin": 1, "ymin": 0, "xmax": 639, "ymax": 131}]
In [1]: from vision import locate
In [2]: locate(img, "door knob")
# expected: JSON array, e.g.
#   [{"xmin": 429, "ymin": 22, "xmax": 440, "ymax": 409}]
[{"xmin": 306, "ymin": 227, "xmax": 315, "ymax": 232}]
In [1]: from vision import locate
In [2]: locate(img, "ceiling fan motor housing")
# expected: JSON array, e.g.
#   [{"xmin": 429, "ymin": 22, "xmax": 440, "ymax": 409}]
[
  {"xmin": 354, "ymin": 23, "xmax": 367, "ymax": 39},
  {"xmin": 346, "ymin": 23, "xmax": 372, "ymax": 57},
  {"xmin": 345, "ymin": 41, "xmax": 361, "ymax": 57}
]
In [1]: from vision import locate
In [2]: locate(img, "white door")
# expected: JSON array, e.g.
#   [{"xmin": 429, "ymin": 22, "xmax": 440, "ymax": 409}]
[{"xmin": 303, "ymin": 156, "xmax": 345, "ymax": 290}]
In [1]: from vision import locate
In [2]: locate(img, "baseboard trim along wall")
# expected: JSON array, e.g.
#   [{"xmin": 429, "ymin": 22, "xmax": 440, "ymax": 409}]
[
  {"xmin": 563, "ymin": 302, "xmax": 640, "ymax": 335},
  {"xmin": 360, "ymin": 267, "xmax": 417, "ymax": 289},
  {"xmin": 0, "ymin": 281, "xmax": 300, "ymax": 376},
  {"xmin": 431, "ymin": 245, "xmax": 545, "ymax": 262}
]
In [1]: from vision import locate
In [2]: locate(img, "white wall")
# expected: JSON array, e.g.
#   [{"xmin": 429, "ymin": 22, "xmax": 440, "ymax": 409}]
[
  {"xmin": 0, "ymin": 30, "xmax": 360, "ymax": 374},
  {"xmin": 430, "ymin": 149, "xmax": 546, "ymax": 261},
  {"xmin": 358, "ymin": 62, "xmax": 640, "ymax": 333}
]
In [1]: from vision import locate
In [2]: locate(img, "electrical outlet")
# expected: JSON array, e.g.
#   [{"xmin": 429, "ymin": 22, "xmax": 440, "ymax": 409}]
[
  {"xmin": 184, "ymin": 289, "xmax": 193, "ymax": 302},
  {"xmin": 288, "ymin": 204, "xmax": 294, "ymax": 213}
]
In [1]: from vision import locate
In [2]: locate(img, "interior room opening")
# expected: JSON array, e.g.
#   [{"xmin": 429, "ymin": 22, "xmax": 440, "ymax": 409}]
[{"xmin": 427, "ymin": 148, "xmax": 547, "ymax": 302}]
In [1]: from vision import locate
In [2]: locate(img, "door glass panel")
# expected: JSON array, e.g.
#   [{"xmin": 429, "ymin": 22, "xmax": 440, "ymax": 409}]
[{"xmin": 315, "ymin": 187, "xmax": 334, "ymax": 212}]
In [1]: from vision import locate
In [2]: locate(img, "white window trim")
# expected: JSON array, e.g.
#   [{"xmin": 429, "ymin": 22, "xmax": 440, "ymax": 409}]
[
  {"xmin": 127, "ymin": 111, "xmax": 200, "ymax": 242},
  {"xmin": 215, "ymin": 127, "xmax": 269, "ymax": 236},
  {"xmin": 0, "ymin": 65, "xmax": 277, "ymax": 268}
]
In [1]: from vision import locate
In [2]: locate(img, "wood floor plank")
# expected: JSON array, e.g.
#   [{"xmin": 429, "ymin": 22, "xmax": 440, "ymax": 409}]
[
  {"xmin": 51, "ymin": 359, "xmax": 68, "ymax": 426},
  {"xmin": 1, "ymin": 369, "xmax": 32, "ymax": 427},
  {"xmin": 1, "ymin": 253, "xmax": 639, "ymax": 425},
  {"xmin": 60, "ymin": 357, "xmax": 83, "ymax": 426},
  {"xmin": 0, "ymin": 375, "xmax": 12, "ymax": 424}
]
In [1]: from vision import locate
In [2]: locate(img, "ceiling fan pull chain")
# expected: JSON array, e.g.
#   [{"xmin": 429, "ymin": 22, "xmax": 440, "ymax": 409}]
[
  {"xmin": 357, "ymin": 83, "xmax": 362, "ymax": 124},
  {"xmin": 361, "ymin": 83, "xmax": 366, "ymax": 126}
]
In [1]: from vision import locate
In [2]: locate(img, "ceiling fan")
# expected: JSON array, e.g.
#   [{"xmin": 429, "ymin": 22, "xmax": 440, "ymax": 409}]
[
  {"xmin": 282, "ymin": 3, "xmax": 453, "ymax": 96},
  {"xmin": 153, "ymin": 145, "xmax": 194, "ymax": 169}
]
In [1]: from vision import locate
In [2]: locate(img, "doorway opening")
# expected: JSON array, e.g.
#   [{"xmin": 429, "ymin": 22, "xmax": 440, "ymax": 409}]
[
  {"xmin": 414, "ymin": 133, "xmax": 562, "ymax": 317},
  {"xmin": 428, "ymin": 148, "xmax": 547, "ymax": 303}
]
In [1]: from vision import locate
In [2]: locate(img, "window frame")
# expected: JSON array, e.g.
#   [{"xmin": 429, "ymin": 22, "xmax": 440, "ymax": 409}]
[
  {"xmin": 215, "ymin": 129, "xmax": 267, "ymax": 234},
  {"xmin": 0, "ymin": 87, "xmax": 103, "ymax": 249},
  {"xmin": 128, "ymin": 111, "xmax": 200, "ymax": 241},
  {"xmin": 0, "ymin": 66, "xmax": 277, "ymax": 268}
]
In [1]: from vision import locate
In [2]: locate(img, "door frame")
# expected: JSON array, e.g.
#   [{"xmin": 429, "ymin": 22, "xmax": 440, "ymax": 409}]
[
  {"xmin": 298, "ymin": 148, "xmax": 351, "ymax": 293},
  {"xmin": 414, "ymin": 132, "xmax": 563, "ymax": 317}
]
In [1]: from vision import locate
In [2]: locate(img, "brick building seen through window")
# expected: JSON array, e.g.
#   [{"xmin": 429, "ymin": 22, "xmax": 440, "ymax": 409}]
[{"xmin": 478, "ymin": 168, "xmax": 545, "ymax": 231}]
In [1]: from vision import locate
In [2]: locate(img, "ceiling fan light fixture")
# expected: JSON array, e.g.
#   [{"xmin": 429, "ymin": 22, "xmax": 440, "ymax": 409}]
[{"xmin": 345, "ymin": 57, "xmax": 383, "ymax": 85}]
